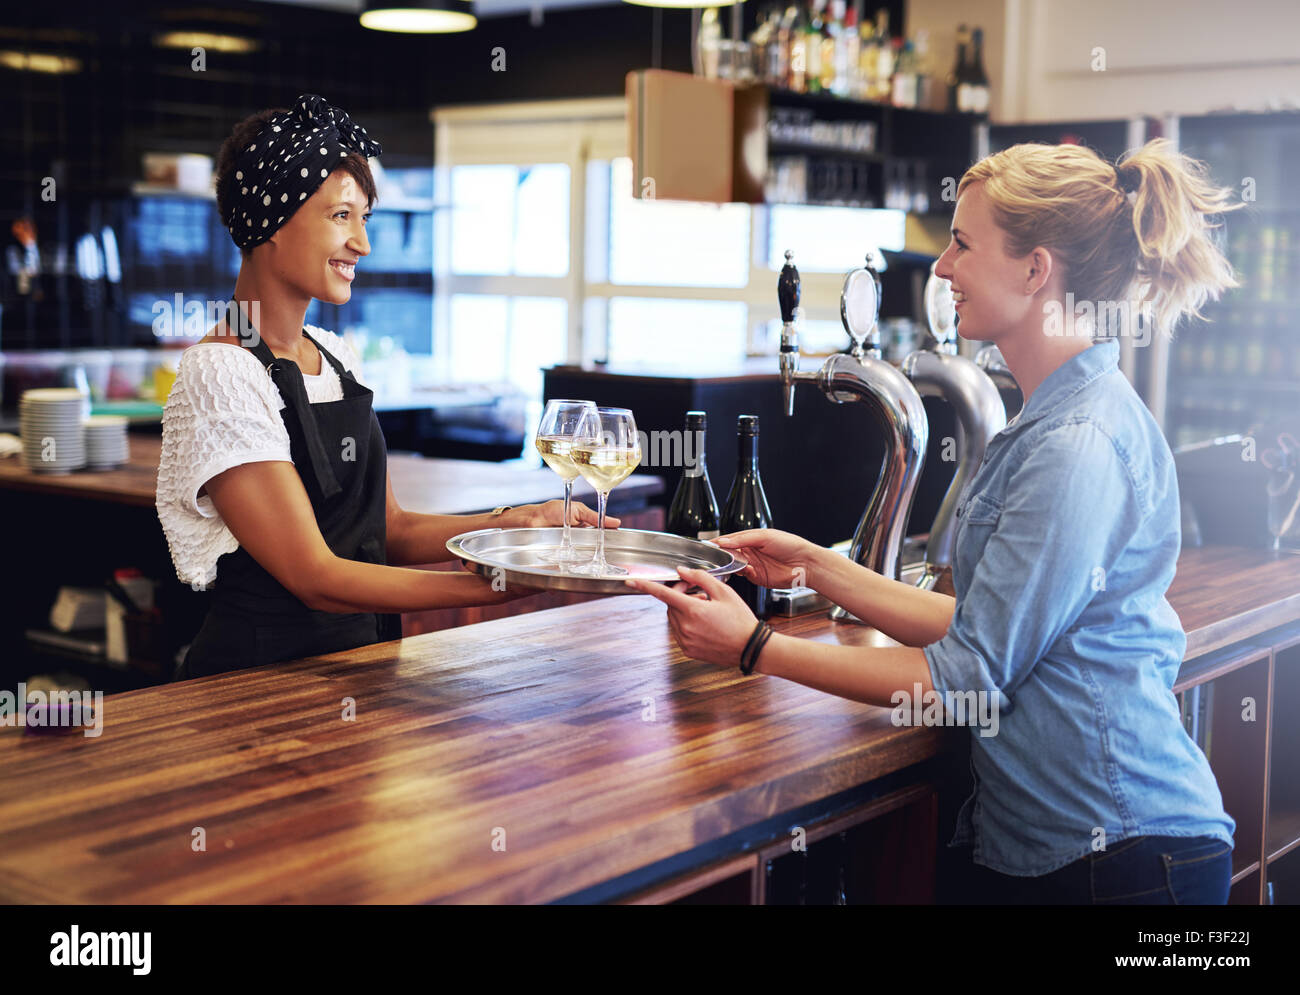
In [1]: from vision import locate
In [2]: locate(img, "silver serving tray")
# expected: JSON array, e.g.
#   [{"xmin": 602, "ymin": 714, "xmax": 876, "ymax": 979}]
[{"xmin": 446, "ymin": 527, "xmax": 745, "ymax": 595}]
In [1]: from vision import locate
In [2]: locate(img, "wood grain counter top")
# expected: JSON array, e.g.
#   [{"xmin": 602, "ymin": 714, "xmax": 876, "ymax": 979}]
[
  {"xmin": 0, "ymin": 544, "xmax": 1296, "ymax": 904},
  {"xmin": 0, "ymin": 598, "xmax": 939, "ymax": 904},
  {"xmin": 0, "ymin": 433, "xmax": 663, "ymax": 512}
]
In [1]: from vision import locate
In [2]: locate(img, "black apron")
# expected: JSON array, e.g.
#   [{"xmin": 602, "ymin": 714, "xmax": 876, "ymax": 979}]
[{"xmin": 175, "ymin": 312, "xmax": 402, "ymax": 680}]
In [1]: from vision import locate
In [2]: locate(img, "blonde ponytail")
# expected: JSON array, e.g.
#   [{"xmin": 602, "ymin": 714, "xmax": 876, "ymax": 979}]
[
  {"xmin": 957, "ymin": 138, "xmax": 1244, "ymax": 339},
  {"xmin": 1117, "ymin": 138, "xmax": 1243, "ymax": 338}
]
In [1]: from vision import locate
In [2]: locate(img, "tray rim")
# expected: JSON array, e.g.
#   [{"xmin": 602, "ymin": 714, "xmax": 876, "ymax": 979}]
[{"xmin": 445, "ymin": 526, "xmax": 744, "ymax": 595}]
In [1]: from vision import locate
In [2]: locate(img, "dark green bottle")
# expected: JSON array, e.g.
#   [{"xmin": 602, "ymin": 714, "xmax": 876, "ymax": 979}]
[{"xmin": 721, "ymin": 414, "xmax": 772, "ymax": 618}]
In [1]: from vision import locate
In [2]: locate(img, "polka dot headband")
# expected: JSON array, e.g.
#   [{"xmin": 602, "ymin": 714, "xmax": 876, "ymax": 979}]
[{"xmin": 224, "ymin": 93, "xmax": 383, "ymax": 251}]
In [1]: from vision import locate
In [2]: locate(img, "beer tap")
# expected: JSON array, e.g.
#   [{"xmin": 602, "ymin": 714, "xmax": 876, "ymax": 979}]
[
  {"xmin": 898, "ymin": 262, "xmax": 1007, "ymax": 590},
  {"xmin": 975, "ymin": 343, "xmax": 1021, "ymax": 394},
  {"xmin": 778, "ymin": 250, "xmax": 928, "ymax": 621}
]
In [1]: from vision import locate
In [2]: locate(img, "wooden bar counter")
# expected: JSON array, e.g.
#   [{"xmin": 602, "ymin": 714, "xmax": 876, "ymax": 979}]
[{"xmin": 1, "ymin": 545, "xmax": 1297, "ymax": 904}]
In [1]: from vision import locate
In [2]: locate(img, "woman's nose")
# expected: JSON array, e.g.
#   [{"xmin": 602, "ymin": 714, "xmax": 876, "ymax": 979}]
[{"xmin": 934, "ymin": 246, "xmax": 954, "ymax": 281}]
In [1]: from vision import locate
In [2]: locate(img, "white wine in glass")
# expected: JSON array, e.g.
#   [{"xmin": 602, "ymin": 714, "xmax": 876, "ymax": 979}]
[
  {"xmin": 534, "ymin": 399, "xmax": 597, "ymax": 564},
  {"xmin": 570, "ymin": 407, "xmax": 641, "ymax": 577}
]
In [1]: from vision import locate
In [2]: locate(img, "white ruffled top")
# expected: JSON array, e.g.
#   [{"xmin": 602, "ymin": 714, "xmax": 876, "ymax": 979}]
[{"xmin": 155, "ymin": 326, "xmax": 365, "ymax": 589}]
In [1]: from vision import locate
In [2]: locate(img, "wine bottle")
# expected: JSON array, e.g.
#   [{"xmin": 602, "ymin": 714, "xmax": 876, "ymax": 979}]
[
  {"xmin": 666, "ymin": 411, "xmax": 721, "ymax": 541},
  {"xmin": 721, "ymin": 414, "xmax": 773, "ymax": 618},
  {"xmin": 946, "ymin": 25, "xmax": 968, "ymax": 112},
  {"xmin": 958, "ymin": 26, "xmax": 990, "ymax": 113}
]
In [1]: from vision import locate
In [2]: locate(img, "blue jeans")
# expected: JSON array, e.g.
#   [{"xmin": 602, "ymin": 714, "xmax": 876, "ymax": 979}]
[{"xmin": 959, "ymin": 836, "xmax": 1233, "ymax": 904}]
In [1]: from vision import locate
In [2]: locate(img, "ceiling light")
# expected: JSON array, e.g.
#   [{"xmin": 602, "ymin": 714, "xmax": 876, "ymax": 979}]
[
  {"xmin": 360, "ymin": 1, "xmax": 478, "ymax": 33},
  {"xmin": 622, "ymin": 0, "xmax": 743, "ymax": 7},
  {"xmin": 154, "ymin": 31, "xmax": 261, "ymax": 54},
  {"xmin": 0, "ymin": 50, "xmax": 82, "ymax": 74}
]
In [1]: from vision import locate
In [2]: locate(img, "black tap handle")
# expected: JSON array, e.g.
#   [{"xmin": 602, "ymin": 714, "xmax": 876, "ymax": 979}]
[{"xmin": 778, "ymin": 249, "xmax": 801, "ymax": 324}]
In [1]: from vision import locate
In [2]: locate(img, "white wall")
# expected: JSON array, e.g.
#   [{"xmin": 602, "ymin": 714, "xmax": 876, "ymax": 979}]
[{"xmin": 910, "ymin": 0, "xmax": 1300, "ymax": 122}]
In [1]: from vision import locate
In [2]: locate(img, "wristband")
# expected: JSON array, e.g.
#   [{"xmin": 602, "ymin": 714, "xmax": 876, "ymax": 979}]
[
  {"xmin": 739, "ymin": 621, "xmax": 766, "ymax": 672},
  {"xmin": 740, "ymin": 621, "xmax": 774, "ymax": 676},
  {"xmin": 752, "ymin": 624, "xmax": 775, "ymax": 674}
]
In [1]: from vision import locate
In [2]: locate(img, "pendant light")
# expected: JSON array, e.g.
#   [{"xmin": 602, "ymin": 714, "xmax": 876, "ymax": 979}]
[
  {"xmin": 360, "ymin": 1, "xmax": 477, "ymax": 33},
  {"xmin": 623, "ymin": 0, "xmax": 743, "ymax": 7}
]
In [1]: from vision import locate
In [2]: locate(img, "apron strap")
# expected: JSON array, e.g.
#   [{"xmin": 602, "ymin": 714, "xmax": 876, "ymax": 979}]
[
  {"xmin": 229, "ymin": 302, "xmax": 343, "ymax": 501},
  {"xmin": 302, "ymin": 328, "xmax": 356, "ymax": 383}
]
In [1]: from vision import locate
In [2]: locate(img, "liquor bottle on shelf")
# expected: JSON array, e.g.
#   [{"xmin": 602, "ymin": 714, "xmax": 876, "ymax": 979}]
[
  {"xmin": 722, "ymin": 415, "xmax": 773, "ymax": 618},
  {"xmin": 789, "ymin": 2, "xmax": 808, "ymax": 92},
  {"xmin": 696, "ymin": 7, "xmax": 722, "ymax": 79},
  {"xmin": 890, "ymin": 38, "xmax": 918, "ymax": 108},
  {"xmin": 835, "ymin": 3, "xmax": 858, "ymax": 98},
  {"xmin": 750, "ymin": 7, "xmax": 777, "ymax": 86},
  {"xmin": 666, "ymin": 411, "xmax": 721, "ymax": 541},
  {"xmin": 946, "ymin": 24, "xmax": 970, "ymax": 112},
  {"xmin": 857, "ymin": 14, "xmax": 878, "ymax": 100},
  {"xmin": 776, "ymin": 3, "xmax": 798, "ymax": 87},
  {"xmin": 957, "ymin": 26, "xmax": 991, "ymax": 113},
  {"xmin": 805, "ymin": 0, "xmax": 823, "ymax": 94},
  {"xmin": 818, "ymin": 0, "xmax": 837, "ymax": 94},
  {"xmin": 913, "ymin": 28, "xmax": 937, "ymax": 110},
  {"xmin": 870, "ymin": 9, "xmax": 893, "ymax": 102}
]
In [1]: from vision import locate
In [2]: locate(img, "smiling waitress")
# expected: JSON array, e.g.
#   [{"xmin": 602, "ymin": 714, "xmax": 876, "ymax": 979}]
[{"xmin": 157, "ymin": 95, "xmax": 611, "ymax": 680}]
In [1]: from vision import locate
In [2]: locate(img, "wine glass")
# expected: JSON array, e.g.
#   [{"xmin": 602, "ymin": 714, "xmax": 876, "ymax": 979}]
[
  {"xmin": 569, "ymin": 407, "xmax": 641, "ymax": 577},
  {"xmin": 534, "ymin": 399, "xmax": 597, "ymax": 564}
]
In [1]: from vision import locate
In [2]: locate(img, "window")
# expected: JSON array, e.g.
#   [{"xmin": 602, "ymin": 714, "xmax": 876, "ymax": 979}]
[
  {"xmin": 606, "ymin": 158, "xmax": 749, "ymax": 287},
  {"xmin": 450, "ymin": 164, "xmax": 569, "ymax": 277},
  {"xmin": 766, "ymin": 204, "xmax": 906, "ymax": 272},
  {"xmin": 434, "ymin": 100, "xmax": 924, "ymax": 411},
  {"xmin": 448, "ymin": 294, "xmax": 567, "ymax": 395},
  {"xmin": 606, "ymin": 297, "xmax": 747, "ymax": 368}
]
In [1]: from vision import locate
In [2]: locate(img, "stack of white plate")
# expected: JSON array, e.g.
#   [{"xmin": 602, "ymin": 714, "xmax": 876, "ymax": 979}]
[
  {"xmin": 20, "ymin": 388, "xmax": 86, "ymax": 473},
  {"xmin": 84, "ymin": 415, "xmax": 129, "ymax": 470}
]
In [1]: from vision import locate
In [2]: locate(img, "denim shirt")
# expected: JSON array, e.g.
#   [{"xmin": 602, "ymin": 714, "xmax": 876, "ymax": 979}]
[{"xmin": 924, "ymin": 338, "xmax": 1235, "ymax": 876}]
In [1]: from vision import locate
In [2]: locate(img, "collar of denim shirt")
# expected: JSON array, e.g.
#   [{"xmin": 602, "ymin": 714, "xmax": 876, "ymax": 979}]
[{"xmin": 1001, "ymin": 337, "xmax": 1121, "ymax": 433}]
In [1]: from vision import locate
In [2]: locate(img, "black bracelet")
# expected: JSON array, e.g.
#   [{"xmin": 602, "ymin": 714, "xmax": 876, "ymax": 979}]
[
  {"xmin": 740, "ymin": 621, "xmax": 774, "ymax": 676},
  {"xmin": 751, "ymin": 624, "xmax": 775, "ymax": 674},
  {"xmin": 739, "ymin": 621, "xmax": 766, "ymax": 674}
]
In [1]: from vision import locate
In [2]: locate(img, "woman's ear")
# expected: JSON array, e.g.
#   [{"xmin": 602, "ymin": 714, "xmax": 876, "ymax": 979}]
[{"xmin": 1025, "ymin": 246, "xmax": 1054, "ymax": 295}]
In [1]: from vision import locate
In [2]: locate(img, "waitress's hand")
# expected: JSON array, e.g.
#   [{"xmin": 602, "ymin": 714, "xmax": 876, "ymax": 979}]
[
  {"xmin": 506, "ymin": 500, "xmax": 620, "ymax": 530},
  {"xmin": 712, "ymin": 529, "xmax": 821, "ymax": 589},
  {"xmin": 456, "ymin": 560, "xmax": 541, "ymax": 603},
  {"xmin": 624, "ymin": 566, "xmax": 756, "ymax": 669}
]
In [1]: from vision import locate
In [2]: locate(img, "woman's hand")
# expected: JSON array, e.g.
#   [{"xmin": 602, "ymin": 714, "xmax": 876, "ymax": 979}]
[
  {"xmin": 624, "ymin": 566, "xmax": 757, "ymax": 669},
  {"xmin": 506, "ymin": 500, "xmax": 620, "ymax": 530},
  {"xmin": 456, "ymin": 559, "xmax": 541, "ymax": 603},
  {"xmin": 713, "ymin": 529, "xmax": 821, "ymax": 589}
]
